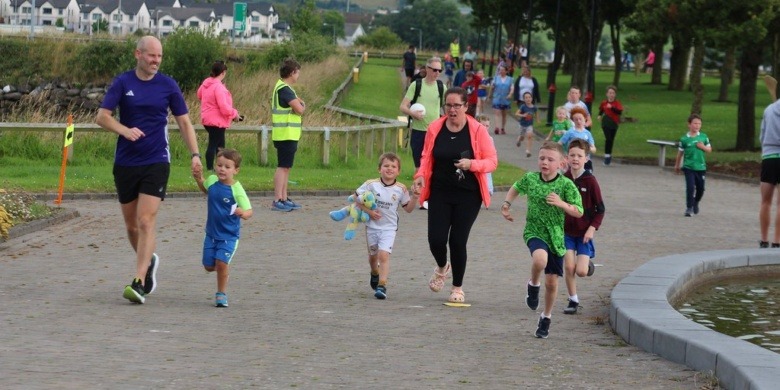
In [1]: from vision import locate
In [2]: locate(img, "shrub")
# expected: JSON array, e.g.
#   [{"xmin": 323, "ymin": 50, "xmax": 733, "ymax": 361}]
[
  {"xmin": 161, "ymin": 27, "xmax": 226, "ymax": 92},
  {"xmin": 353, "ymin": 27, "xmax": 404, "ymax": 50},
  {"xmin": 71, "ymin": 39, "xmax": 136, "ymax": 83},
  {"xmin": 252, "ymin": 31, "xmax": 332, "ymax": 71},
  {"xmin": 0, "ymin": 189, "xmax": 40, "ymax": 222}
]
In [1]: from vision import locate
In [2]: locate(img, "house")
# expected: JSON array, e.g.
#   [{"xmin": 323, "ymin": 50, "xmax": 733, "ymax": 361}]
[{"xmin": 338, "ymin": 22, "xmax": 364, "ymax": 47}]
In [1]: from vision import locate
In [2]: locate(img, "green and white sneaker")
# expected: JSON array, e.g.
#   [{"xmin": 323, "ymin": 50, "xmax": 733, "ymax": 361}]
[
  {"xmin": 123, "ymin": 278, "xmax": 145, "ymax": 304},
  {"xmin": 144, "ymin": 253, "xmax": 159, "ymax": 295}
]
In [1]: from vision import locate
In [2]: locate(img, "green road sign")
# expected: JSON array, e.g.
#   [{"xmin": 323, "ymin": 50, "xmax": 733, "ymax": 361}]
[{"xmin": 233, "ymin": 2, "xmax": 247, "ymax": 33}]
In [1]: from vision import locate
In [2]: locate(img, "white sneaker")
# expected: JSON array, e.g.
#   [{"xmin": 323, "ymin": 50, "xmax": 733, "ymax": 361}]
[{"xmin": 422, "ymin": 201, "xmax": 428, "ymax": 210}]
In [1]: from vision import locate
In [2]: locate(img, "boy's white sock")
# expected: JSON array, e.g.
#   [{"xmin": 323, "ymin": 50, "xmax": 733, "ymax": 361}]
[
  {"xmin": 569, "ymin": 294, "xmax": 579, "ymax": 303},
  {"xmin": 528, "ymin": 280, "xmax": 541, "ymax": 287},
  {"xmin": 604, "ymin": 154, "xmax": 611, "ymax": 158}
]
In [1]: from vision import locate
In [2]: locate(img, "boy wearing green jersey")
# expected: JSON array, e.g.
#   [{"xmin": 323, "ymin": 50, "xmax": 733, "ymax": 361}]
[
  {"xmin": 674, "ymin": 113, "xmax": 712, "ymax": 217},
  {"xmin": 501, "ymin": 141, "xmax": 583, "ymax": 338}
]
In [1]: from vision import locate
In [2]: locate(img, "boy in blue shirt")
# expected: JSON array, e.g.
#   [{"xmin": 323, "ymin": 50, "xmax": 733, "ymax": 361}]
[{"xmin": 195, "ymin": 149, "xmax": 253, "ymax": 307}]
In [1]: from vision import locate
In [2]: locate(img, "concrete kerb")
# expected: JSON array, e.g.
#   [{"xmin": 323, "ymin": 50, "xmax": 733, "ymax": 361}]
[{"xmin": 610, "ymin": 248, "xmax": 780, "ymax": 390}]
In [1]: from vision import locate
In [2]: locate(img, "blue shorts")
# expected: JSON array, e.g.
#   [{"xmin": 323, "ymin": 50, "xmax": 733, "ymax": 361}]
[
  {"xmin": 202, "ymin": 235, "xmax": 239, "ymax": 267},
  {"xmin": 492, "ymin": 103, "xmax": 510, "ymax": 110},
  {"xmin": 564, "ymin": 235, "xmax": 596, "ymax": 258},
  {"xmin": 527, "ymin": 238, "xmax": 564, "ymax": 276}
]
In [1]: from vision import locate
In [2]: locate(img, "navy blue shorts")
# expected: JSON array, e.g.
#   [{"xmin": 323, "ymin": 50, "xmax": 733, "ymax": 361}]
[
  {"xmin": 273, "ymin": 140, "xmax": 298, "ymax": 168},
  {"xmin": 113, "ymin": 163, "xmax": 170, "ymax": 204},
  {"xmin": 564, "ymin": 234, "xmax": 596, "ymax": 258},
  {"xmin": 527, "ymin": 238, "xmax": 564, "ymax": 276}
]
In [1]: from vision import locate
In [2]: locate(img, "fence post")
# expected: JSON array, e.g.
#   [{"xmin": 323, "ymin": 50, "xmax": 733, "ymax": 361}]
[
  {"xmin": 260, "ymin": 125, "xmax": 268, "ymax": 166},
  {"xmin": 323, "ymin": 127, "xmax": 330, "ymax": 166}
]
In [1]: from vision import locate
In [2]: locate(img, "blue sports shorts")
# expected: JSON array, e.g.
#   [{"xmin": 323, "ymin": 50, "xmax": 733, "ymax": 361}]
[
  {"xmin": 202, "ymin": 235, "xmax": 239, "ymax": 267},
  {"xmin": 564, "ymin": 234, "xmax": 596, "ymax": 258}
]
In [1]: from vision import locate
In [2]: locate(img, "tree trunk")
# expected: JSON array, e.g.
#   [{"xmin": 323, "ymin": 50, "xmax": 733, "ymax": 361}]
[
  {"xmin": 667, "ymin": 34, "xmax": 691, "ymax": 91},
  {"xmin": 716, "ymin": 46, "xmax": 736, "ymax": 102},
  {"xmin": 736, "ymin": 45, "xmax": 763, "ymax": 151},
  {"xmin": 690, "ymin": 38, "xmax": 705, "ymax": 115},
  {"xmin": 610, "ymin": 22, "xmax": 622, "ymax": 87},
  {"xmin": 651, "ymin": 42, "xmax": 664, "ymax": 84}
]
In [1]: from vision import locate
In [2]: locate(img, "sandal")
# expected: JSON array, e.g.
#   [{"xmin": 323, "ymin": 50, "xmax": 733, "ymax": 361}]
[
  {"xmin": 428, "ymin": 263, "xmax": 451, "ymax": 292},
  {"xmin": 448, "ymin": 288, "xmax": 465, "ymax": 303}
]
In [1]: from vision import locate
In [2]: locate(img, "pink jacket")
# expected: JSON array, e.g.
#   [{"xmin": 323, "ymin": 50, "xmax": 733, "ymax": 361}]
[
  {"xmin": 414, "ymin": 115, "xmax": 498, "ymax": 207},
  {"xmin": 197, "ymin": 77, "xmax": 238, "ymax": 128}
]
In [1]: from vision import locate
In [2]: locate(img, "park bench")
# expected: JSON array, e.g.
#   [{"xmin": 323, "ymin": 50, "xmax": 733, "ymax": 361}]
[{"xmin": 646, "ymin": 139, "xmax": 678, "ymax": 167}]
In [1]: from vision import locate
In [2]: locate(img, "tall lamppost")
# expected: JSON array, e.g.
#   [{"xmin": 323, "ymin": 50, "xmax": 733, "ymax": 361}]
[
  {"xmin": 322, "ymin": 22, "xmax": 335, "ymax": 44},
  {"xmin": 410, "ymin": 26, "xmax": 422, "ymax": 50}
]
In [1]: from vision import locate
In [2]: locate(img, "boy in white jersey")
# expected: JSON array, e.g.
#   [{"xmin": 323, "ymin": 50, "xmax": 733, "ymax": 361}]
[{"xmin": 354, "ymin": 152, "xmax": 417, "ymax": 299}]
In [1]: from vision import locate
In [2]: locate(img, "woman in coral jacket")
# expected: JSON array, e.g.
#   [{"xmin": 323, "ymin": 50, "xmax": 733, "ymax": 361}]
[
  {"xmin": 413, "ymin": 87, "xmax": 498, "ymax": 305},
  {"xmin": 197, "ymin": 61, "xmax": 240, "ymax": 171}
]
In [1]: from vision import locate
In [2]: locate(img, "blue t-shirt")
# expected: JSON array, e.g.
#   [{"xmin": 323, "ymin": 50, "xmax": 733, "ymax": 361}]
[
  {"xmin": 101, "ymin": 70, "xmax": 189, "ymax": 166},
  {"xmin": 444, "ymin": 61, "xmax": 455, "ymax": 77},
  {"xmin": 203, "ymin": 175, "xmax": 252, "ymax": 240},
  {"xmin": 519, "ymin": 104, "xmax": 537, "ymax": 127},
  {"xmin": 559, "ymin": 128, "xmax": 595, "ymax": 151}
]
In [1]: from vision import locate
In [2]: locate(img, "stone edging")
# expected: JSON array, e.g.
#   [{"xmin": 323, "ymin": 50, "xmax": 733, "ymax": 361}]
[
  {"xmin": 2, "ymin": 207, "xmax": 80, "ymax": 242},
  {"xmin": 610, "ymin": 249, "xmax": 780, "ymax": 390}
]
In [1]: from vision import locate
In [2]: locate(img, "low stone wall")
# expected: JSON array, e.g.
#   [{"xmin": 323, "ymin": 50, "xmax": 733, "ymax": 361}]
[
  {"xmin": 610, "ymin": 249, "xmax": 780, "ymax": 390},
  {"xmin": 0, "ymin": 81, "xmax": 107, "ymax": 115}
]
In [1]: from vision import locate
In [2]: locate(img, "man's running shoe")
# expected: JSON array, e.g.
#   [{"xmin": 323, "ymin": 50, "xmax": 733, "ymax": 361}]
[
  {"xmin": 123, "ymin": 278, "xmax": 145, "ymax": 304},
  {"xmin": 144, "ymin": 253, "xmax": 159, "ymax": 295}
]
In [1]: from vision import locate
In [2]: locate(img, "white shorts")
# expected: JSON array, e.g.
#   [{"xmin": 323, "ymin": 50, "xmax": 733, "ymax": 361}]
[
  {"xmin": 366, "ymin": 228, "xmax": 397, "ymax": 255},
  {"xmin": 520, "ymin": 125, "xmax": 534, "ymax": 136}
]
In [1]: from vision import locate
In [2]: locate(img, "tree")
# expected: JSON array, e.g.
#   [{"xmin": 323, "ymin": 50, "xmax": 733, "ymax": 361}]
[
  {"xmin": 625, "ymin": 0, "xmax": 672, "ymax": 85},
  {"xmin": 601, "ymin": 0, "xmax": 635, "ymax": 87},
  {"xmin": 93, "ymin": 18, "xmax": 108, "ymax": 34},
  {"xmin": 353, "ymin": 26, "xmax": 403, "ymax": 50},
  {"xmin": 290, "ymin": 0, "xmax": 321, "ymax": 36},
  {"xmin": 321, "ymin": 10, "xmax": 345, "ymax": 43}
]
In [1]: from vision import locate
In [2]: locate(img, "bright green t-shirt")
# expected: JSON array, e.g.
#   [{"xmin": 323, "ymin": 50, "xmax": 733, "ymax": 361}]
[
  {"xmin": 550, "ymin": 119, "xmax": 572, "ymax": 143},
  {"xmin": 678, "ymin": 132, "xmax": 710, "ymax": 171},
  {"xmin": 404, "ymin": 80, "xmax": 442, "ymax": 131},
  {"xmin": 513, "ymin": 172, "xmax": 583, "ymax": 256}
]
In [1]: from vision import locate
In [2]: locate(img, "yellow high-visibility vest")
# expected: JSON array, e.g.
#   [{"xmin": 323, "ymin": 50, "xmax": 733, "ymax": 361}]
[{"xmin": 271, "ymin": 79, "xmax": 302, "ymax": 141}]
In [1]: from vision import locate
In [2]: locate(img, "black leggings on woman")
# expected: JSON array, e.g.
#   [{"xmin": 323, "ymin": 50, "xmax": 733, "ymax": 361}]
[
  {"xmin": 205, "ymin": 126, "xmax": 226, "ymax": 170},
  {"xmin": 427, "ymin": 189, "xmax": 482, "ymax": 287}
]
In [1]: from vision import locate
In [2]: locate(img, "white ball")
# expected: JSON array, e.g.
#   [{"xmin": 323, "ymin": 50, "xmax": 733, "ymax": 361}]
[{"xmin": 410, "ymin": 103, "xmax": 426, "ymax": 116}]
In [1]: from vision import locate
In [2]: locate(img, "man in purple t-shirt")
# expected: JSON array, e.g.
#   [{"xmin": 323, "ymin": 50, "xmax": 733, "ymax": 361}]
[{"xmin": 96, "ymin": 35, "xmax": 202, "ymax": 304}]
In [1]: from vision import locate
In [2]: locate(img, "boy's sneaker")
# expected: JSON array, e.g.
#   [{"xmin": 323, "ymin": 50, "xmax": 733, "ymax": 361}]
[
  {"xmin": 684, "ymin": 208, "xmax": 693, "ymax": 217},
  {"xmin": 272, "ymin": 200, "xmax": 292, "ymax": 212},
  {"xmin": 370, "ymin": 273, "xmax": 379, "ymax": 290},
  {"xmin": 144, "ymin": 253, "xmax": 159, "ymax": 295},
  {"xmin": 773, "ymin": 243, "xmax": 780, "ymax": 248},
  {"xmin": 215, "ymin": 292, "xmax": 228, "ymax": 307},
  {"xmin": 535, "ymin": 316, "xmax": 551, "ymax": 338},
  {"xmin": 374, "ymin": 286, "xmax": 387, "ymax": 300},
  {"xmin": 604, "ymin": 156, "xmax": 612, "ymax": 166},
  {"xmin": 122, "ymin": 278, "xmax": 145, "ymax": 304},
  {"xmin": 693, "ymin": 201, "xmax": 700, "ymax": 215},
  {"xmin": 760, "ymin": 240, "xmax": 770, "ymax": 248},
  {"xmin": 284, "ymin": 199, "xmax": 302, "ymax": 210},
  {"xmin": 587, "ymin": 260, "xmax": 595, "ymax": 277},
  {"xmin": 526, "ymin": 283, "xmax": 540, "ymax": 310},
  {"xmin": 563, "ymin": 299, "xmax": 579, "ymax": 314}
]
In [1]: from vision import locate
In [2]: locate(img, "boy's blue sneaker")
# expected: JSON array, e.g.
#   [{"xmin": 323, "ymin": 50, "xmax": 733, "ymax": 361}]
[
  {"xmin": 374, "ymin": 286, "xmax": 387, "ymax": 300},
  {"xmin": 284, "ymin": 199, "xmax": 302, "ymax": 210},
  {"xmin": 272, "ymin": 200, "xmax": 292, "ymax": 212},
  {"xmin": 693, "ymin": 201, "xmax": 700, "ymax": 215},
  {"xmin": 123, "ymin": 278, "xmax": 145, "ymax": 304},
  {"xmin": 143, "ymin": 253, "xmax": 159, "ymax": 295},
  {"xmin": 370, "ymin": 273, "xmax": 379, "ymax": 290},
  {"xmin": 330, "ymin": 208, "xmax": 348, "ymax": 221},
  {"xmin": 535, "ymin": 316, "xmax": 551, "ymax": 338},
  {"xmin": 684, "ymin": 208, "xmax": 693, "ymax": 217},
  {"xmin": 526, "ymin": 283, "xmax": 540, "ymax": 310},
  {"xmin": 215, "ymin": 292, "xmax": 228, "ymax": 307}
]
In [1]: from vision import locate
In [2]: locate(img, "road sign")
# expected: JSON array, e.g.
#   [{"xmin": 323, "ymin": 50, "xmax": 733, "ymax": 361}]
[{"xmin": 233, "ymin": 2, "xmax": 247, "ymax": 33}]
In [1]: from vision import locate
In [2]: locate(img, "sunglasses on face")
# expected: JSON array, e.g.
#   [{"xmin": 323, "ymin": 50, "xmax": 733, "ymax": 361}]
[{"xmin": 427, "ymin": 66, "xmax": 442, "ymax": 73}]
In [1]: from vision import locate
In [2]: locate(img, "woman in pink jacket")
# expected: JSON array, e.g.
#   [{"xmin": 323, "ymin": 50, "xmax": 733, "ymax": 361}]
[
  {"xmin": 413, "ymin": 87, "xmax": 498, "ymax": 305},
  {"xmin": 197, "ymin": 61, "xmax": 240, "ymax": 170}
]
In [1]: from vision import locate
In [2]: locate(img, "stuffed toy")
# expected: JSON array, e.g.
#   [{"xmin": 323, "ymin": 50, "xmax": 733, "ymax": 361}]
[{"xmin": 329, "ymin": 192, "xmax": 377, "ymax": 240}]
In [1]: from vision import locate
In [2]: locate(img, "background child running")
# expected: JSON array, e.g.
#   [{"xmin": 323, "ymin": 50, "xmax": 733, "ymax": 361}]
[
  {"xmin": 194, "ymin": 148, "xmax": 253, "ymax": 307},
  {"xmin": 500, "ymin": 141, "xmax": 583, "ymax": 339},
  {"xmin": 562, "ymin": 139, "xmax": 605, "ymax": 315},
  {"xmin": 674, "ymin": 113, "xmax": 712, "ymax": 217},
  {"xmin": 546, "ymin": 106, "xmax": 572, "ymax": 143},
  {"xmin": 559, "ymin": 106, "xmax": 597, "ymax": 171},
  {"xmin": 515, "ymin": 91, "xmax": 539, "ymax": 158},
  {"xmin": 354, "ymin": 152, "xmax": 417, "ymax": 300},
  {"xmin": 476, "ymin": 114, "xmax": 496, "ymax": 203},
  {"xmin": 476, "ymin": 70, "xmax": 489, "ymax": 116}
]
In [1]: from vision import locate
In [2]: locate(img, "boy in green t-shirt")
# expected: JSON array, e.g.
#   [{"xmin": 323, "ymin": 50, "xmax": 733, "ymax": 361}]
[
  {"xmin": 501, "ymin": 141, "xmax": 583, "ymax": 339},
  {"xmin": 674, "ymin": 113, "xmax": 712, "ymax": 217},
  {"xmin": 546, "ymin": 106, "xmax": 572, "ymax": 143}
]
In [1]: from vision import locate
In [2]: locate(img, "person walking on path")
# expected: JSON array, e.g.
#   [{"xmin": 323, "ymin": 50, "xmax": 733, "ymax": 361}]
[
  {"xmin": 562, "ymin": 139, "xmax": 605, "ymax": 315},
  {"xmin": 96, "ymin": 35, "xmax": 202, "ymax": 304},
  {"xmin": 674, "ymin": 113, "xmax": 712, "ymax": 217},
  {"xmin": 450, "ymin": 37, "xmax": 461, "ymax": 69},
  {"xmin": 342, "ymin": 153, "xmax": 417, "ymax": 300},
  {"xmin": 400, "ymin": 57, "xmax": 445, "ymax": 174},
  {"xmin": 759, "ymin": 98, "xmax": 780, "ymax": 248},
  {"xmin": 271, "ymin": 58, "xmax": 306, "ymax": 212},
  {"xmin": 597, "ymin": 85, "xmax": 623, "ymax": 166},
  {"xmin": 193, "ymin": 149, "xmax": 253, "ymax": 307},
  {"xmin": 490, "ymin": 65, "xmax": 514, "ymax": 135},
  {"xmin": 500, "ymin": 141, "xmax": 583, "ymax": 338},
  {"xmin": 401, "ymin": 45, "xmax": 417, "ymax": 91},
  {"xmin": 413, "ymin": 87, "xmax": 497, "ymax": 305},
  {"xmin": 197, "ymin": 60, "xmax": 241, "ymax": 171}
]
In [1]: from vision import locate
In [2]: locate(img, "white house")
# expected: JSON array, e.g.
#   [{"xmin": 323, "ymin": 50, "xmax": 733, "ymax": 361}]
[{"xmin": 339, "ymin": 22, "xmax": 364, "ymax": 47}]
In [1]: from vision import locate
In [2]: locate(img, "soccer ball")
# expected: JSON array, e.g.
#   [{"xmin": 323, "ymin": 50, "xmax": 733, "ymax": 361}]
[{"xmin": 410, "ymin": 103, "xmax": 426, "ymax": 116}]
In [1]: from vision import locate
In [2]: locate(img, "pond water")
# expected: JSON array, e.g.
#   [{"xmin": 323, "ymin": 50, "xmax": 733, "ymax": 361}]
[{"xmin": 677, "ymin": 278, "xmax": 780, "ymax": 353}]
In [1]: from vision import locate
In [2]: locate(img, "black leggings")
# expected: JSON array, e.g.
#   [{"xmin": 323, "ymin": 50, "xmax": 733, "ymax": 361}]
[
  {"xmin": 205, "ymin": 126, "xmax": 226, "ymax": 170},
  {"xmin": 427, "ymin": 189, "xmax": 482, "ymax": 287},
  {"xmin": 602, "ymin": 126, "xmax": 618, "ymax": 155}
]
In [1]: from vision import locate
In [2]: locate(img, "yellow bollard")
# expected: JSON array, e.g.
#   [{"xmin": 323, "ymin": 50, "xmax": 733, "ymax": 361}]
[
  {"xmin": 353, "ymin": 67, "xmax": 360, "ymax": 83},
  {"xmin": 363, "ymin": 51, "xmax": 368, "ymax": 63}
]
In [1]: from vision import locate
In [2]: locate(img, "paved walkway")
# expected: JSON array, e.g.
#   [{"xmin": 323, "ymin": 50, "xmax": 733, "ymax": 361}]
[{"xmin": 0, "ymin": 118, "xmax": 760, "ymax": 388}]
